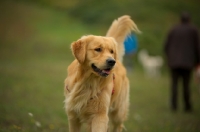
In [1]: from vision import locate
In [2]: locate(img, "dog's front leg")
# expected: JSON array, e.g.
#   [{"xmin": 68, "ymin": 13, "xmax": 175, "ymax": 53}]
[
  {"xmin": 68, "ymin": 117, "xmax": 81, "ymax": 132},
  {"xmin": 90, "ymin": 114, "xmax": 109, "ymax": 132}
]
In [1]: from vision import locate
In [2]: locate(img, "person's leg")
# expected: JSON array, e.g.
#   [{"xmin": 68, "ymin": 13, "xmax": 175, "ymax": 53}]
[
  {"xmin": 181, "ymin": 69, "xmax": 192, "ymax": 112},
  {"xmin": 170, "ymin": 68, "xmax": 180, "ymax": 111}
]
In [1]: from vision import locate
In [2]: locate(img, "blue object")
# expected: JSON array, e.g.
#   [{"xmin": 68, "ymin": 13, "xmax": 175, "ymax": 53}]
[{"xmin": 124, "ymin": 34, "xmax": 138, "ymax": 54}]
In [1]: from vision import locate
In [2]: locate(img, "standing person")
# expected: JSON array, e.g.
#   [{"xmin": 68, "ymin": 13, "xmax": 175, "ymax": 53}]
[
  {"xmin": 124, "ymin": 33, "xmax": 138, "ymax": 72},
  {"xmin": 164, "ymin": 12, "xmax": 200, "ymax": 112}
]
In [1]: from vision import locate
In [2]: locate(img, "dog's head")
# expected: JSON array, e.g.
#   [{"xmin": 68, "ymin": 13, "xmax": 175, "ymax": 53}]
[{"xmin": 71, "ymin": 35, "xmax": 118, "ymax": 77}]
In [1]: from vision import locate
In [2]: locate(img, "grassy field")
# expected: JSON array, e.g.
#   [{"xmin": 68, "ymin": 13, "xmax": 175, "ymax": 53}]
[{"xmin": 0, "ymin": 1, "xmax": 200, "ymax": 132}]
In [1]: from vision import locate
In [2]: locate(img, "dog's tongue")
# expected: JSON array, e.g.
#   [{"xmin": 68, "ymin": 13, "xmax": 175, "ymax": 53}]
[{"xmin": 102, "ymin": 69, "xmax": 110, "ymax": 74}]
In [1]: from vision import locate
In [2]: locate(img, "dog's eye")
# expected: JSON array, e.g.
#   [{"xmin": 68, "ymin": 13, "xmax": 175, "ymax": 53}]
[
  {"xmin": 110, "ymin": 50, "xmax": 114, "ymax": 54},
  {"xmin": 95, "ymin": 48, "xmax": 102, "ymax": 52}
]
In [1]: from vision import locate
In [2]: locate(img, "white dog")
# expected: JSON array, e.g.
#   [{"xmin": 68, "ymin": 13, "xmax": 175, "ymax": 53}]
[{"xmin": 138, "ymin": 49, "xmax": 163, "ymax": 77}]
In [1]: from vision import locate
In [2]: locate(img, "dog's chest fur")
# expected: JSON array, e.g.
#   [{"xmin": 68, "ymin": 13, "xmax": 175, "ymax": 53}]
[{"xmin": 65, "ymin": 73, "xmax": 113, "ymax": 117}]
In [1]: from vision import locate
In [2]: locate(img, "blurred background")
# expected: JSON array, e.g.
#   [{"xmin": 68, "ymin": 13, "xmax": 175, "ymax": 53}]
[{"xmin": 0, "ymin": 0, "xmax": 200, "ymax": 131}]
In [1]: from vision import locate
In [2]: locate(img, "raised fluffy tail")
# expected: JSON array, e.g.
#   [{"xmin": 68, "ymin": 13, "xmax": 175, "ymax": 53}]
[{"xmin": 106, "ymin": 15, "xmax": 141, "ymax": 62}]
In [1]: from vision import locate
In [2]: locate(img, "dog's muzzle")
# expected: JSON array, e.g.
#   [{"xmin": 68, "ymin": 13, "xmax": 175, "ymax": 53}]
[{"xmin": 92, "ymin": 58, "xmax": 116, "ymax": 77}]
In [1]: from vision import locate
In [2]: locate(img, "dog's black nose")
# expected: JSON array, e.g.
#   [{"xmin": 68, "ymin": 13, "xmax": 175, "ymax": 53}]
[{"xmin": 106, "ymin": 58, "xmax": 116, "ymax": 66}]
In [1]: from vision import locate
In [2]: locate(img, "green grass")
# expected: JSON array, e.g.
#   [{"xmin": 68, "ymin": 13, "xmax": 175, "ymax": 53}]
[
  {"xmin": 127, "ymin": 68, "xmax": 200, "ymax": 132},
  {"xmin": 0, "ymin": 1, "xmax": 200, "ymax": 132}
]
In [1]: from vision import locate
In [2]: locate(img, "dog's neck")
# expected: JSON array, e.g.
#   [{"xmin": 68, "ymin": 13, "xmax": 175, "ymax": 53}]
[{"xmin": 77, "ymin": 64, "xmax": 112, "ymax": 91}]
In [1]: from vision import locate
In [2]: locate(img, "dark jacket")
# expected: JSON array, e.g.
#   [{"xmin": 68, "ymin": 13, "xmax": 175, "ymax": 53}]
[{"xmin": 164, "ymin": 23, "xmax": 200, "ymax": 69}]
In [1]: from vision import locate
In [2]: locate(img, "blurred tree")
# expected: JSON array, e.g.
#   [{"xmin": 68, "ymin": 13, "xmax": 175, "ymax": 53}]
[{"xmin": 2, "ymin": 0, "xmax": 199, "ymax": 55}]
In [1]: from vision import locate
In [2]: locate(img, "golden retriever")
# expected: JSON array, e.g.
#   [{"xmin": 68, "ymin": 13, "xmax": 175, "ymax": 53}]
[{"xmin": 64, "ymin": 15, "xmax": 140, "ymax": 132}]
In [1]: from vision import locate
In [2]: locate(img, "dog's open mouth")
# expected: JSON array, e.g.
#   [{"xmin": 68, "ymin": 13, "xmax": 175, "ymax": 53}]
[{"xmin": 92, "ymin": 64, "xmax": 112, "ymax": 77}]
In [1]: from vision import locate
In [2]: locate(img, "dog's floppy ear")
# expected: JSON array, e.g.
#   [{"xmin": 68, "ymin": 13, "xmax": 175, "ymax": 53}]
[{"xmin": 71, "ymin": 38, "xmax": 86, "ymax": 63}]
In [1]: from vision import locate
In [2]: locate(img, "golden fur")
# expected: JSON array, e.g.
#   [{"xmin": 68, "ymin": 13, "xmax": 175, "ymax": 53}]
[{"xmin": 64, "ymin": 15, "xmax": 140, "ymax": 132}]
